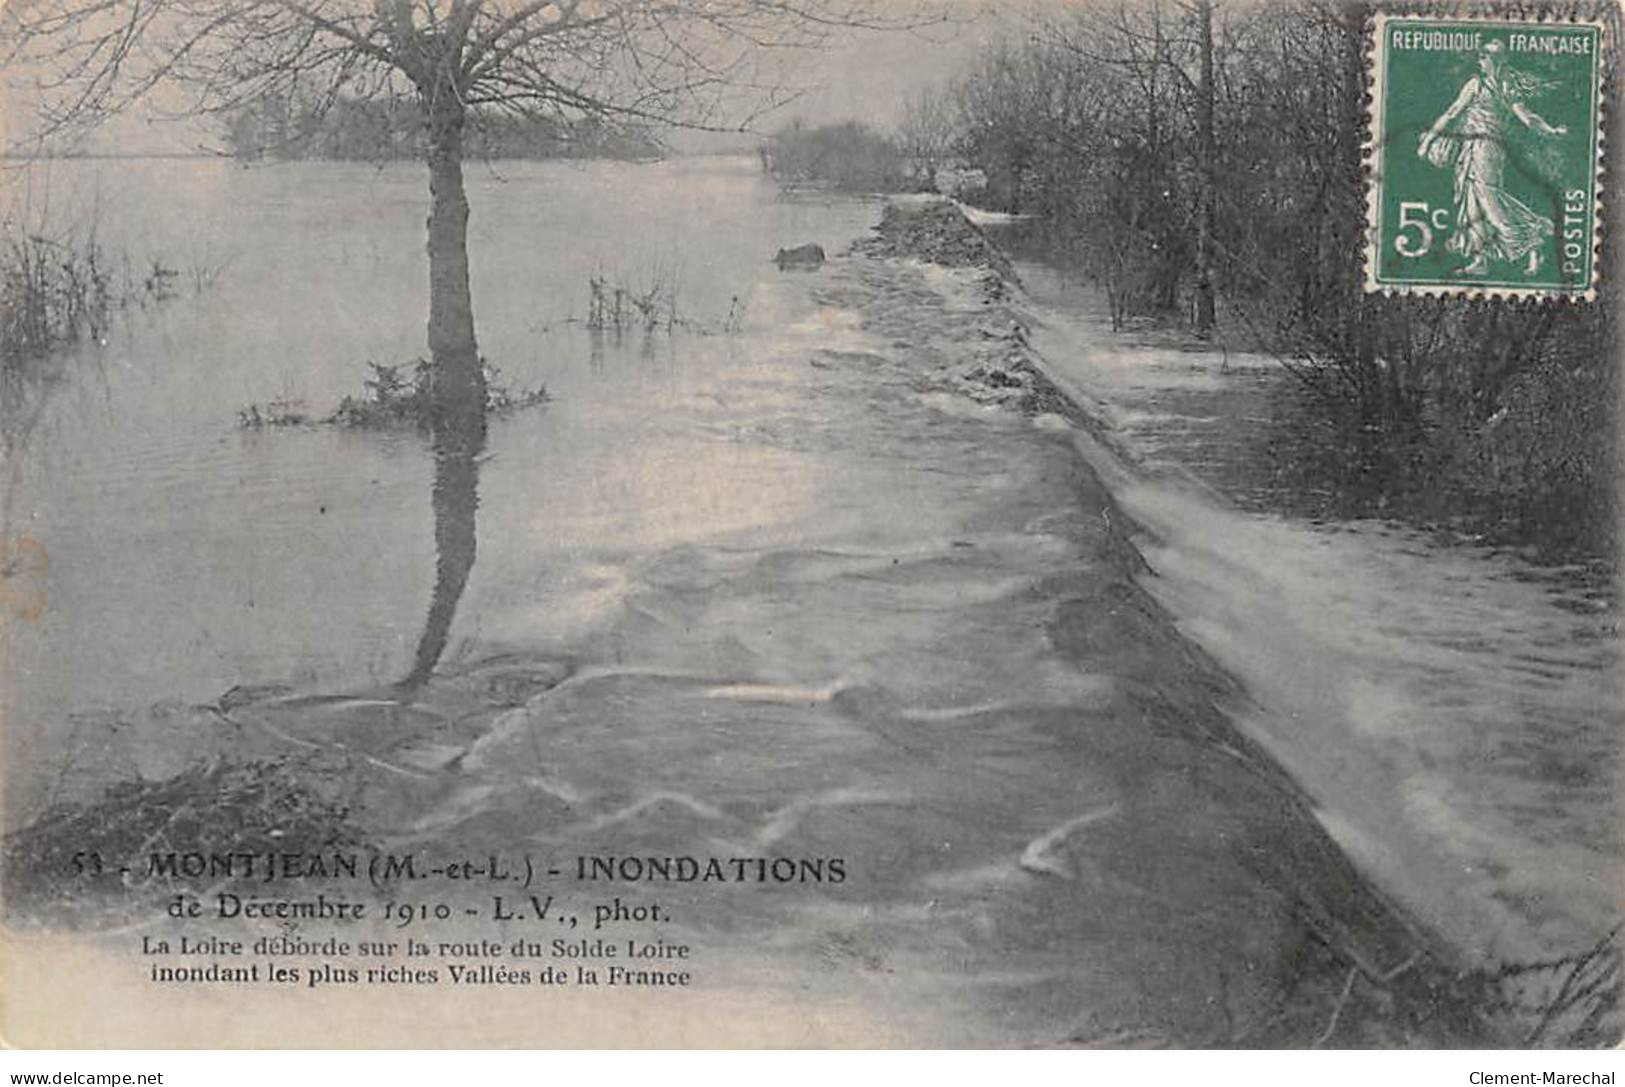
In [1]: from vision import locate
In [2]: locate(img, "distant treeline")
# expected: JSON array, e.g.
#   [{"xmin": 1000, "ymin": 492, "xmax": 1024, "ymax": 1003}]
[
  {"xmin": 761, "ymin": 120, "xmax": 912, "ymax": 193},
  {"xmin": 897, "ymin": 0, "xmax": 1618, "ymax": 559},
  {"xmin": 222, "ymin": 95, "xmax": 664, "ymax": 163}
]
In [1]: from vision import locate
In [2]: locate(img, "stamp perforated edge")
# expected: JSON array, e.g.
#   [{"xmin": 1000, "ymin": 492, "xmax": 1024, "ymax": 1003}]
[{"xmin": 1362, "ymin": 8, "xmax": 1610, "ymax": 302}]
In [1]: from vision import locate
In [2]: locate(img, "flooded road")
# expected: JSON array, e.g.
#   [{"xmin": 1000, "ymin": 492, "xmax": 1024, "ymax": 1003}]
[
  {"xmin": 1002, "ymin": 254, "xmax": 1622, "ymax": 967},
  {"xmin": 5, "ymin": 170, "xmax": 1598, "ymax": 1043},
  {"xmin": 5, "ymin": 211, "xmax": 1461, "ymax": 1045}
]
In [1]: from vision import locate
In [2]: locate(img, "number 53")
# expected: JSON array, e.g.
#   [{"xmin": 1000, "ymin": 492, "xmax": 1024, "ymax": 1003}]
[{"xmin": 1395, "ymin": 202, "xmax": 1451, "ymax": 257}]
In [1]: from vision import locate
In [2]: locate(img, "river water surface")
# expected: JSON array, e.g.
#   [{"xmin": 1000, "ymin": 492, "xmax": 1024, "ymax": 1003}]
[
  {"xmin": 2, "ymin": 154, "xmax": 878, "ymax": 820},
  {"xmin": 4, "ymin": 159, "xmax": 1618, "ymax": 985}
]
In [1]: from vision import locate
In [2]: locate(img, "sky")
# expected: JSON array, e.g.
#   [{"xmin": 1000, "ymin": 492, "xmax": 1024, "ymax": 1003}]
[
  {"xmin": 776, "ymin": 3, "xmax": 1012, "ymax": 126},
  {"xmin": 4, "ymin": 0, "xmax": 1024, "ymax": 156},
  {"xmin": 669, "ymin": 2, "xmax": 1016, "ymax": 151}
]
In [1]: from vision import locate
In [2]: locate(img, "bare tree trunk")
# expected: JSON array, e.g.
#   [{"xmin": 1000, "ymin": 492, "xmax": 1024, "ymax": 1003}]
[
  {"xmin": 424, "ymin": 86, "xmax": 486, "ymax": 441},
  {"xmin": 403, "ymin": 80, "xmax": 487, "ymax": 688},
  {"xmin": 1193, "ymin": 0, "xmax": 1217, "ymax": 337}
]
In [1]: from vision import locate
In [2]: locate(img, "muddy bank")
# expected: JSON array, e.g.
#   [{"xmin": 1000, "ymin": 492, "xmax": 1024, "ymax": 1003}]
[{"xmin": 3, "ymin": 203, "xmax": 1532, "ymax": 1047}]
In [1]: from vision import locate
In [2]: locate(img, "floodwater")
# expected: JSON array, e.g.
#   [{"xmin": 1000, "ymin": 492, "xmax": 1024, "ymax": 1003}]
[
  {"xmin": 2, "ymin": 151, "xmax": 1616, "ymax": 1013},
  {"xmin": 1, "ymin": 154, "xmax": 880, "ymax": 820},
  {"xmin": 1000, "ymin": 251, "xmax": 1622, "ymax": 966},
  {"xmin": 3, "ymin": 176, "xmax": 1417, "ymax": 1045}
]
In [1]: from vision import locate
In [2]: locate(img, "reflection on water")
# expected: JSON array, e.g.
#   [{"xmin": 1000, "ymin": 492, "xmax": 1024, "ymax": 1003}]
[
  {"xmin": 405, "ymin": 395, "xmax": 484, "ymax": 689},
  {"xmin": 0, "ymin": 338, "xmax": 79, "ymax": 548},
  {"xmin": 0, "ymin": 154, "xmax": 880, "ymax": 820}
]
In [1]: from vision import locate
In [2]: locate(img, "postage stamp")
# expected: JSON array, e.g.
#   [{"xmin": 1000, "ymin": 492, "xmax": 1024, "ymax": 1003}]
[{"xmin": 1366, "ymin": 12, "xmax": 1607, "ymax": 298}]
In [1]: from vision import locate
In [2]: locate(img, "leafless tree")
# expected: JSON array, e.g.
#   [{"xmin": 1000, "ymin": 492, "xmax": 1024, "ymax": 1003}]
[
  {"xmin": 4, "ymin": 0, "xmax": 920, "ymax": 418},
  {"xmin": 897, "ymin": 85, "xmax": 952, "ymax": 190},
  {"xmin": 3, "ymin": 0, "xmax": 926, "ymax": 683}
]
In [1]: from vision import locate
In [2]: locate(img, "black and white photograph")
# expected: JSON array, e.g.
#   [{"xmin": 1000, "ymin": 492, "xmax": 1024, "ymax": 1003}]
[{"xmin": 0, "ymin": 0, "xmax": 1619, "ymax": 1051}]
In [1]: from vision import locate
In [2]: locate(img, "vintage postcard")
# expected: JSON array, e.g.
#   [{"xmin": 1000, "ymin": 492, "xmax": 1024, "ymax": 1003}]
[{"xmin": 0, "ymin": 0, "xmax": 1619, "ymax": 1050}]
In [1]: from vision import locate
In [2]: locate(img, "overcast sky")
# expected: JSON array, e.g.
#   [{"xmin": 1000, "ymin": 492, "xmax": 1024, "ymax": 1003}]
[
  {"xmin": 779, "ymin": 3, "xmax": 1014, "ymax": 126},
  {"xmin": 11, "ymin": 0, "xmax": 1025, "ymax": 156}
]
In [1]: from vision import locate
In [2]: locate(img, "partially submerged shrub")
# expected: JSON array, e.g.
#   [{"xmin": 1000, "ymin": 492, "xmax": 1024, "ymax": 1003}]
[
  {"xmin": 586, "ymin": 266, "xmax": 679, "ymax": 333},
  {"xmin": 572, "ymin": 263, "xmax": 748, "ymax": 336},
  {"xmin": 141, "ymin": 260, "xmax": 180, "ymax": 302},
  {"xmin": 483, "ymin": 367, "xmax": 553, "ymax": 414},
  {"xmin": 328, "ymin": 358, "xmax": 435, "ymax": 428},
  {"xmin": 0, "ymin": 229, "xmax": 209, "ymax": 363},
  {"xmin": 236, "ymin": 396, "xmax": 313, "ymax": 428},
  {"xmin": 0, "ymin": 231, "xmax": 113, "ymax": 360},
  {"xmin": 240, "ymin": 357, "xmax": 548, "ymax": 430}
]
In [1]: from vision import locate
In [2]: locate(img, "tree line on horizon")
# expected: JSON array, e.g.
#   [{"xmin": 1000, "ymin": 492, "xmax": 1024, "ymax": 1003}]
[
  {"xmin": 6, "ymin": 0, "xmax": 925, "ymax": 685},
  {"xmin": 761, "ymin": 118, "xmax": 914, "ymax": 192},
  {"xmin": 220, "ymin": 93, "xmax": 665, "ymax": 163}
]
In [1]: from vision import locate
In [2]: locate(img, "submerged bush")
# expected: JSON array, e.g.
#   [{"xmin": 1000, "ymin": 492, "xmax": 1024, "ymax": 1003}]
[
  {"xmin": 577, "ymin": 263, "xmax": 747, "ymax": 336},
  {"xmin": 0, "ymin": 231, "xmax": 113, "ymax": 360},
  {"xmin": 328, "ymin": 358, "xmax": 437, "ymax": 428},
  {"xmin": 586, "ymin": 268, "xmax": 677, "ymax": 334},
  {"xmin": 0, "ymin": 228, "xmax": 199, "ymax": 363},
  {"xmin": 240, "ymin": 358, "xmax": 549, "ymax": 431},
  {"xmin": 236, "ymin": 396, "xmax": 313, "ymax": 428}
]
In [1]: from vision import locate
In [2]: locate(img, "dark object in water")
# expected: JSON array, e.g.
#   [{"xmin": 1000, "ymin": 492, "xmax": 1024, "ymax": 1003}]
[{"xmin": 775, "ymin": 243, "xmax": 826, "ymax": 270}]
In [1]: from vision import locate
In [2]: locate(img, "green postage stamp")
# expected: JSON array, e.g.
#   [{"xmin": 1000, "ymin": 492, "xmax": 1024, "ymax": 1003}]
[{"xmin": 1366, "ymin": 12, "xmax": 1607, "ymax": 298}]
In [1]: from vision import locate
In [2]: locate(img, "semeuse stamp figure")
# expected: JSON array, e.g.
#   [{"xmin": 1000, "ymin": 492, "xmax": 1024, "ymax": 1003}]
[
  {"xmin": 1367, "ymin": 14, "xmax": 1606, "ymax": 298},
  {"xmin": 1420, "ymin": 39, "xmax": 1568, "ymax": 278}
]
